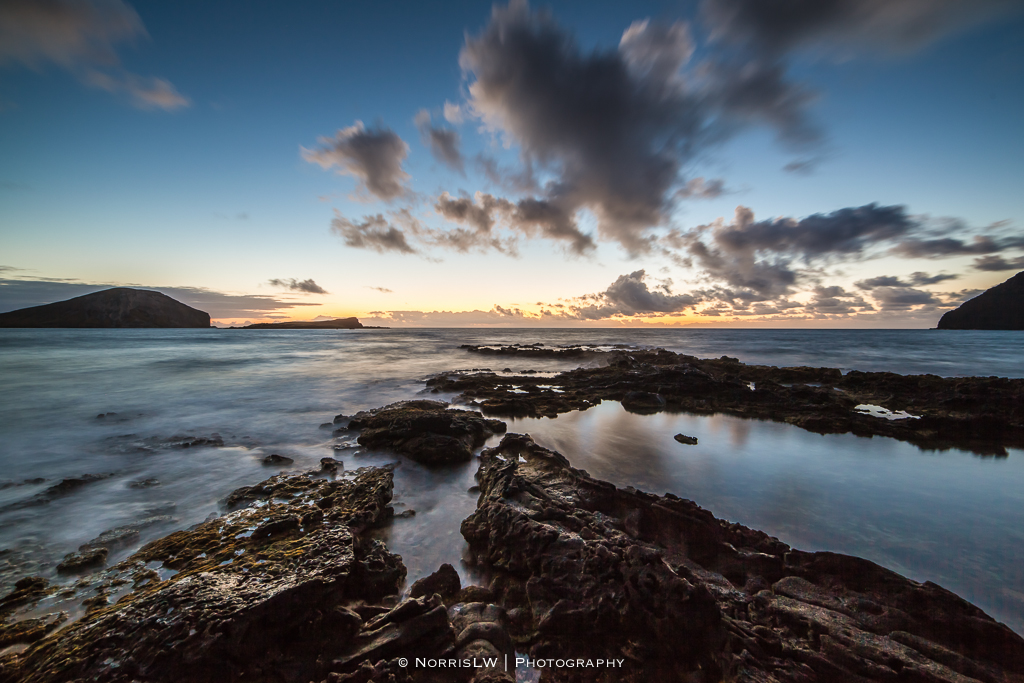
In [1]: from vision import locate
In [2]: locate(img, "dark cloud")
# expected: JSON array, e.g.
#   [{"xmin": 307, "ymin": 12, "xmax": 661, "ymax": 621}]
[
  {"xmin": 414, "ymin": 110, "xmax": 464, "ymax": 173},
  {"xmin": 0, "ymin": 0, "xmax": 189, "ymax": 110},
  {"xmin": 303, "ymin": 122, "xmax": 410, "ymax": 201},
  {"xmin": 0, "ymin": 279, "xmax": 318, "ymax": 318},
  {"xmin": 569, "ymin": 270, "xmax": 698, "ymax": 319},
  {"xmin": 855, "ymin": 271, "xmax": 958, "ymax": 289},
  {"xmin": 891, "ymin": 235, "xmax": 1024, "ymax": 258},
  {"xmin": 869, "ymin": 286, "xmax": 938, "ymax": 310},
  {"xmin": 474, "ymin": 154, "xmax": 539, "ymax": 194},
  {"xmin": 676, "ymin": 177, "xmax": 726, "ymax": 199},
  {"xmin": 458, "ymin": 2, "xmax": 822, "ymax": 255},
  {"xmin": 804, "ymin": 285, "xmax": 874, "ymax": 316},
  {"xmin": 268, "ymin": 278, "xmax": 328, "ymax": 295},
  {"xmin": 701, "ymin": 0, "xmax": 1018, "ymax": 57},
  {"xmin": 330, "ymin": 213, "xmax": 417, "ymax": 254},
  {"xmin": 972, "ymin": 255, "xmax": 1024, "ymax": 271}
]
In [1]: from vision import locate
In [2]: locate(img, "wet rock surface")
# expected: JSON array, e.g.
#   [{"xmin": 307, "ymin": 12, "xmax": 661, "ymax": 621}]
[
  {"xmin": 0, "ymin": 466, "xmax": 516, "ymax": 683},
  {"xmin": 428, "ymin": 347, "xmax": 1024, "ymax": 455},
  {"xmin": 349, "ymin": 400, "xmax": 506, "ymax": 465},
  {"xmin": 462, "ymin": 433, "xmax": 1024, "ymax": 682}
]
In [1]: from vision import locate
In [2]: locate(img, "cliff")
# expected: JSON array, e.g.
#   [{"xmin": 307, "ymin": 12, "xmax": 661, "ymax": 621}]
[
  {"xmin": 0, "ymin": 288, "xmax": 211, "ymax": 328},
  {"xmin": 937, "ymin": 270, "xmax": 1024, "ymax": 330}
]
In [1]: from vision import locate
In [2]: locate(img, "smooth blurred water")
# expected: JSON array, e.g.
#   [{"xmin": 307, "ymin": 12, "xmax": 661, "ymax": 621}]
[{"xmin": 1, "ymin": 327, "xmax": 1022, "ymax": 634}]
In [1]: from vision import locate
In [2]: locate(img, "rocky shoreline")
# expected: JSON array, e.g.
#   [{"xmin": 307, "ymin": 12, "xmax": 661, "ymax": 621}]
[{"xmin": 2, "ymin": 350, "xmax": 1023, "ymax": 681}]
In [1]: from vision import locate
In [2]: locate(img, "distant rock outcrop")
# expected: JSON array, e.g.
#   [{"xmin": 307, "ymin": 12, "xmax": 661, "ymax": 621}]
[
  {"xmin": 937, "ymin": 271, "xmax": 1024, "ymax": 330},
  {"xmin": 0, "ymin": 288, "xmax": 210, "ymax": 328},
  {"xmin": 239, "ymin": 318, "xmax": 366, "ymax": 329}
]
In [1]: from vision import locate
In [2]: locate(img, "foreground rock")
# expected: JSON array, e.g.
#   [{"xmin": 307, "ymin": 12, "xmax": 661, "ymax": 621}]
[
  {"xmin": 462, "ymin": 433, "xmax": 1024, "ymax": 682},
  {"xmin": 0, "ymin": 466, "xmax": 515, "ymax": 683},
  {"xmin": 428, "ymin": 348, "xmax": 1024, "ymax": 455},
  {"xmin": 937, "ymin": 270, "xmax": 1024, "ymax": 330},
  {"xmin": 0, "ymin": 288, "xmax": 210, "ymax": 328},
  {"xmin": 348, "ymin": 400, "xmax": 506, "ymax": 465}
]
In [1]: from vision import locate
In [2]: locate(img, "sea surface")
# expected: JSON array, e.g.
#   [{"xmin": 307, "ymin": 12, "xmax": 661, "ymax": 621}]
[{"xmin": 1, "ymin": 328, "xmax": 1022, "ymax": 637}]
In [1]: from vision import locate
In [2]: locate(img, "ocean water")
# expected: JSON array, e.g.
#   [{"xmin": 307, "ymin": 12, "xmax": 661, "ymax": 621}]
[{"xmin": 1, "ymin": 328, "xmax": 1022, "ymax": 636}]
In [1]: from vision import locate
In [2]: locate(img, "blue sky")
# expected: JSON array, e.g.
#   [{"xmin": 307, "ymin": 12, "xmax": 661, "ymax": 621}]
[{"xmin": 1, "ymin": 0, "xmax": 1023, "ymax": 326}]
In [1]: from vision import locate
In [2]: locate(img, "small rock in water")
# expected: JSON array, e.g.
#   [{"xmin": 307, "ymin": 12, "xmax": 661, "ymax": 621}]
[
  {"xmin": 674, "ymin": 433, "xmax": 698, "ymax": 445},
  {"xmin": 128, "ymin": 478, "xmax": 160, "ymax": 488},
  {"xmin": 261, "ymin": 454, "xmax": 293, "ymax": 466},
  {"xmin": 320, "ymin": 457, "xmax": 342, "ymax": 472},
  {"xmin": 395, "ymin": 509, "xmax": 416, "ymax": 518},
  {"xmin": 318, "ymin": 422, "xmax": 334, "ymax": 430}
]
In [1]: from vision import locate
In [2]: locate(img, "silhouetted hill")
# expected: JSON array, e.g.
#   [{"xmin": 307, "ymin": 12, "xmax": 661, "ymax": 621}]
[
  {"xmin": 0, "ymin": 288, "xmax": 211, "ymax": 328},
  {"xmin": 937, "ymin": 271, "xmax": 1024, "ymax": 330},
  {"xmin": 238, "ymin": 318, "xmax": 366, "ymax": 329}
]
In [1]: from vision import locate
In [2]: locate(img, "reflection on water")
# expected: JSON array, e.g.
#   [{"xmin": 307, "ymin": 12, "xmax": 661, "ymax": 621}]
[
  {"xmin": 1, "ymin": 327, "xmax": 1022, "ymax": 636},
  {"xmin": 509, "ymin": 401, "xmax": 1024, "ymax": 634}
]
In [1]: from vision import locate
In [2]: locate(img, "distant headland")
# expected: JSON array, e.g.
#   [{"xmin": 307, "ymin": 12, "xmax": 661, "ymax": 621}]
[
  {"xmin": 937, "ymin": 270, "xmax": 1023, "ymax": 330},
  {"xmin": 232, "ymin": 318, "xmax": 386, "ymax": 329},
  {"xmin": 0, "ymin": 288, "xmax": 210, "ymax": 328}
]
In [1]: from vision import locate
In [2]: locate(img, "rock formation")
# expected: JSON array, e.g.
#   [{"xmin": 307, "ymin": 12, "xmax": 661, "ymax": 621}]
[
  {"xmin": 0, "ymin": 288, "xmax": 210, "ymax": 328},
  {"xmin": 431, "ymin": 347, "xmax": 1024, "ymax": 456},
  {"xmin": 462, "ymin": 433, "xmax": 1024, "ymax": 682},
  {"xmin": 937, "ymin": 270, "xmax": 1024, "ymax": 330},
  {"xmin": 239, "ymin": 318, "xmax": 366, "ymax": 329}
]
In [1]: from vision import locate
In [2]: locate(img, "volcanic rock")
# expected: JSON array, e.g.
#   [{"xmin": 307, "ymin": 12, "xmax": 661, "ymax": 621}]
[
  {"xmin": 349, "ymin": 400, "xmax": 506, "ymax": 465},
  {"xmin": 0, "ymin": 288, "xmax": 210, "ymax": 328},
  {"xmin": 461, "ymin": 433, "xmax": 1024, "ymax": 682}
]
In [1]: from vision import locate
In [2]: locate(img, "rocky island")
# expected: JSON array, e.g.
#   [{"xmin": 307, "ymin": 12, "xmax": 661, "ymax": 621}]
[
  {"xmin": 236, "ymin": 318, "xmax": 385, "ymax": 329},
  {"xmin": 0, "ymin": 288, "xmax": 210, "ymax": 328},
  {"xmin": 937, "ymin": 270, "xmax": 1024, "ymax": 330}
]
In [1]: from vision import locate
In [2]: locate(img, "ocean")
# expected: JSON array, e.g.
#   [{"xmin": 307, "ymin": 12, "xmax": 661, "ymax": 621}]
[{"xmin": 1, "ymin": 327, "xmax": 1022, "ymax": 638}]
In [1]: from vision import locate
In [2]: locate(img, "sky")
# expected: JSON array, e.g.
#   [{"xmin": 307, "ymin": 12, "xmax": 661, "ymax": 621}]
[{"xmin": 1, "ymin": 0, "xmax": 1023, "ymax": 327}]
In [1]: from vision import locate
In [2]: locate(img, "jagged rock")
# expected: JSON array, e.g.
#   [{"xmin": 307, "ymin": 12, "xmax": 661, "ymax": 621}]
[
  {"xmin": 673, "ymin": 433, "xmax": 698, "ymax": 445},
  {"xmin": 937, "ymin": 270, "xmax": 1024, "ymax": 329},
  {"xmin": 349, "ymin": 400, "xmax": 506, "ymax": 465},
  {"xmin": 55, "ymin": 547, "xmax": 108, "ymax": 574},
  {"xmin": 262, "ymin": 453, "xmax": 294, "ymax": 466},
  {"xmin": 3, "ymin": 467, "xmax": 408, "ymax": 683},
  {"xmin": 461, "ymin": 433, "xmax": 1024, "ymax": 682},
  {"xmin": 409, "ymin": 563, "xmax": 462, "ymax": 601},
  {"xmin": 0, "ymin": 288, "xmax": 210, "ymax": 328},
  {"xmin": 429, "ymin": 347, "xmax": 1024, "ymax": 456}
]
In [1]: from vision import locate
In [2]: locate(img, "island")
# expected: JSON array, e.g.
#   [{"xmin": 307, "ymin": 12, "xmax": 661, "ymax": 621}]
[
  {"xmin": 0, "ymin": 288, "xmax": 211, "ymax": 328},
  {"xmin": 937, "ymin": 270, "xmax": 1024, "ymax": 330},
  {"xmin": 235, "ymin": 318, "xmax": 386, "ymax": 329}
]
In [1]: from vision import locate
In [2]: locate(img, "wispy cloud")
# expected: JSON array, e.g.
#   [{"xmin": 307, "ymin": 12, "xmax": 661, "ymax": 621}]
[
  {"xmin": 268, "ymin": 278, "xmax": 328, "ymax": 294},
  {"xmin": 302, "ymin": 121, "xmax": 411, "ymax": 201}
]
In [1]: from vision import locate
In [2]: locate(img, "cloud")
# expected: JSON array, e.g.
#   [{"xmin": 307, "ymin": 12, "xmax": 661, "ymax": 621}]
[
  {"xmin": 856, "ymin": 271, "xmax": 959, "ymax": 289},
  {"xmin": 869, "ymin": 286, "xmax": 938, "ymax": 311},
  {"xmin": 303, "ymin": 121, "xmax": 411, "ymax": 201},
  {"xmin": 973, "ymin": 255, "xmax": 1024, "ymax": 271},
  {"xmin": 0, "ymin": 278, "xmax": 318, "ymax": 318},
  {"xmin": 83, "ymin": 69, "xmax": 189, "ymax": 110},
  {"xmin": 443, "ymin": 101, "xmax": 464, "ymax": 124},
  {"xmin": 365, "ymin": 286, "xmax": 393, "ymax": 293},
  {"xmin": 676, "ymin": 177, "xmax": 726, "ymax": 199},
  {"xmin": 414, "ymin": 110, "xmax": 464, "ymax": 173},
  {"xmin": 701, "ymin": 0, "xmax": 1018, "ymax": 57},
  {"xmin": 568, "ymin": 270, "xmax": 698, "ymax": 319},
  {"xmin": 267, "ymin": 278, "xmax": 328, "ymax": 294},
  {"xmin": 457, "ymin": 2, "xmax": 825, "ymax": 255},
  {"xmin": 330, "ymin": 212, "xmax": 417, "ymax": 254},
  {"xmin": 0, "ymin": 0, "xmax": 189, "ymax": 110},
  {"xmin": 891, "ymin": 234, "xmax": 1024, "ymax": 258},
  {"xmin": 803, "ymin": 285, "xmax": 874, "ymax": 316}
]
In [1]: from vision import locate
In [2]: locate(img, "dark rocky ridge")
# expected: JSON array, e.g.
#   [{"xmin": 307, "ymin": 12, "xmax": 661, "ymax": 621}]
[
  {"xmin": 432, "ymin": 346, "xmax": 1024, "ymax": 456},
  {"xmin": 237, "ymin": 318, "xmax": 381, "ymax": 329},
  {"xmin": 0, "ymin": 288, "xmax": 210, "ymax": 328},
  {"xmin": 937, "ymin": 270, "xmax": 1024, "ymax": 330},
  {"xmin": 462, "ymin": 433, "xmax": 1024, "ymax": 682}
]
